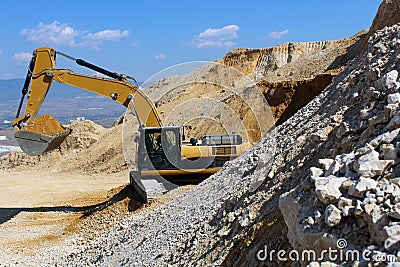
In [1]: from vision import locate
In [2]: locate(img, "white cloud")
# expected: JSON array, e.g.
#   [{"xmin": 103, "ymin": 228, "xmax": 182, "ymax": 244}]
[
  {"xmin": 83, "ymin": 29, "xmax": 129, "ymax": 41},
  {"xmin": 21, "ymin": 21, "xmax": 129, "ymax": 49},
  {"xmin": 267, "ymin": 29, "xmax": 289, "ymax": 39},
  {"xmin": 13, "ymin": 52, "xmax": 31, "ymax": 63},
  {"xmin": 131, "ymin": 41, "xmax": 140, "ymax": 47},
  {"xmin": 81, "ymin": 29, "xmax": 129, "ymax": 48},
  {"xmin": 2, "ymin": 73, "xmax": 17, "ymax": 78},
  {"xmin": 0, "ymin": 49, "xmax": 3, "ymax": 54},
  {"xmin": 191, "ymin": 25, "xmax": 239, "ymax": 48},
  {"xmin": 21, "ymin": 21, "xmax": 79, "ymax": 46},
  {"xmin": 155, "ymin": 53, "xmax": 166, "ymax": 60}
]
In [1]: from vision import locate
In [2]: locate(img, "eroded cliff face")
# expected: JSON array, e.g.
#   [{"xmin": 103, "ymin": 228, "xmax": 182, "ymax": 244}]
[
  {"xmin": 220, "ymin": 33, "xmax": 365, "ymax": 83},
  {"xmin": 258, "ymin": 73, "xmax": 336, "ymax": 125}
]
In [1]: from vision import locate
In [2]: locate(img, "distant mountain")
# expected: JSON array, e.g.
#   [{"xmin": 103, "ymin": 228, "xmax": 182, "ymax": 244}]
[
  {"xmin": 0, "ymin": 79, "xmax": 24, "ymax": 101},
  {"xmin": 0, "ymin": 78, "xmax": 97, "ymax": 101}
]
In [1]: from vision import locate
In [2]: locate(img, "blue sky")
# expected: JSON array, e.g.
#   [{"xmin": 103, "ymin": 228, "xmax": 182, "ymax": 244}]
[{"xmin": 0, "ymin": 0, "xmax": 381, "ymax": 81}]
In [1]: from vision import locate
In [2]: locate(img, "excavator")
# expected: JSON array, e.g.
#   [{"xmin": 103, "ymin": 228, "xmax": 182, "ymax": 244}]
[{"xmin": 12, "ymin": 47, "xmax": 251, "ymax": 203}]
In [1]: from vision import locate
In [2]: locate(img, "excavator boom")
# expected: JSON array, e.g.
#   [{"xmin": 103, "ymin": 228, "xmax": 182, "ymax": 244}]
[{"xmin": 13, "ymin": 47, "xmax": 163, "ymax": 156}]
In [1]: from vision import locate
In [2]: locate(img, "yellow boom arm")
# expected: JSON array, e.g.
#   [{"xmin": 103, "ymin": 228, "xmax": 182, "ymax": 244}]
[{"xmin": 13, "ymin": 47, "xmax": 163, "ymax": 130}]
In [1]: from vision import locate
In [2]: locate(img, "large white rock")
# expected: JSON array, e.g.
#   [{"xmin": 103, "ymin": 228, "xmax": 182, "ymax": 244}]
[
  {"xmin": 354, "ymin": 150, "xmax": 393, "ymax": 178},
  {"xmin": 337, "ymin": 197, "xmax": 353, "ymax": 209},
  {"xmin": 366, "ymin": 208, "xmax": 388, "ymax": 243},
  {"xmin": 376, "ymin": 70, "xmax": 399, "ymax": 91},
  {"xmin": 315, "ymin": 176, "xmax": 347, "ymax": 204},
  {"xmin": 348, "ymin": 177, "xmax": 378, "ymax": 198},
  {"xmin": 319, "ymin": 159, "xmax": 334, "ymax": 171},
  {"xmin": 387, "ymin": 92, "xmax": 400, "ymax": 105},
  {"xmin": 310, "ymin": 167, "xmax": 324, "ymax": 178},
  {"xmin": 279, "ymin": 191, "xmax": 339, "ymax": 253},
  {"xmin": 325, "ymin": 204, "xmax": 342, "ymax": 227}
]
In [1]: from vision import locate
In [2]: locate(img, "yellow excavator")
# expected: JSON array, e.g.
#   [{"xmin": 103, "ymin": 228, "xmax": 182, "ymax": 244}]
[{"xmin": 13, "ymin": 47, "xmax": 250, "ymax": 203}]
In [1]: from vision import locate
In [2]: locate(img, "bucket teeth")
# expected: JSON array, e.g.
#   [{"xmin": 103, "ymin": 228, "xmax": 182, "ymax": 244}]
[{"xmin": 14, "ymin": 129, "xmax": 71, "ymax": 156}]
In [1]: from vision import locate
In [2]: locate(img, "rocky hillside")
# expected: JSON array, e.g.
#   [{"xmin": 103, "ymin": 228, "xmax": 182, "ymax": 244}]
[{"xmin": 279, "ymin": 24, "xmax": 400, "ymax": 264}]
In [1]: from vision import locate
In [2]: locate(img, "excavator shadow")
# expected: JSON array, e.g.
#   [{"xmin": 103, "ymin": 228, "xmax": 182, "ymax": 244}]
[{"xmin": 0, "ymin": 184, "xmax": 143, "ymax": 225}]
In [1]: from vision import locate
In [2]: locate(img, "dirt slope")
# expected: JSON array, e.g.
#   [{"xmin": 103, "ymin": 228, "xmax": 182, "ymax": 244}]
[{"xmin": 0, "ymin": 120, "xmax": 126, "ymax": 174}]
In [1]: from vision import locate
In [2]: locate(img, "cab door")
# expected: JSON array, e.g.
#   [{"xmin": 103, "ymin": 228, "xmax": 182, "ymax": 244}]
[{"xmin": 161, "ymin": 127, "xmax": 181, "ymax": 169}]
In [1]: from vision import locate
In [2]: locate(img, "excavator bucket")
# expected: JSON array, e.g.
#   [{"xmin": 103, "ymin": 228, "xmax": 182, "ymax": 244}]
[
  {"xmin": 15, "ymin": 129, "xmax": 71, "ymax": 156},
  {"xmin": 14, "ymin": 114, "xmax": 71, "ymax": 156}
]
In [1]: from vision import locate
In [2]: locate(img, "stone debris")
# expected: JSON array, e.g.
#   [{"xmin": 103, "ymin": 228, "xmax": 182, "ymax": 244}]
[
  {"xmin": 280, "ymin": 22, "xmax": 400, "ymax": 263},
  {"xmin": 348, "ymin": 177, "xmax": 378, "ymax": 198},
  {"xmin": 354, "ymin": 150, "xmax": 393, "ymax": 178},
  {"xmin": 325, "ymin": 204, "xmax": 342, "ymax": 227},
  {"xmin": 315, "ymin": 176, "xmax": 347, "ymax": 204}
]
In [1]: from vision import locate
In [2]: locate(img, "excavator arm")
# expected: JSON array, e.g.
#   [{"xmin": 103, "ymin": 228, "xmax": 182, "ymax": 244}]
[{"xmin": 13, "ymin": 47, "xmax": 162, "ymax": 132}]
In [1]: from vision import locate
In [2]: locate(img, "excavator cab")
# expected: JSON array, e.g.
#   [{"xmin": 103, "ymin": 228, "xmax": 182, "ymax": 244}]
[{"xmin": 138, "ymin": 126, "xmax": 181, "ymax": 172}]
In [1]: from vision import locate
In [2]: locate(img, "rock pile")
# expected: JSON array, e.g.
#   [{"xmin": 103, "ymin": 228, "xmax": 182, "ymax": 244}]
[
  {"xmin": 0, "ymin": 120, "xmax": 107, "ymax": 172},
  {"xmin": 280, "ymin": 24, "xmax": 400, "ymax": 263}
]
